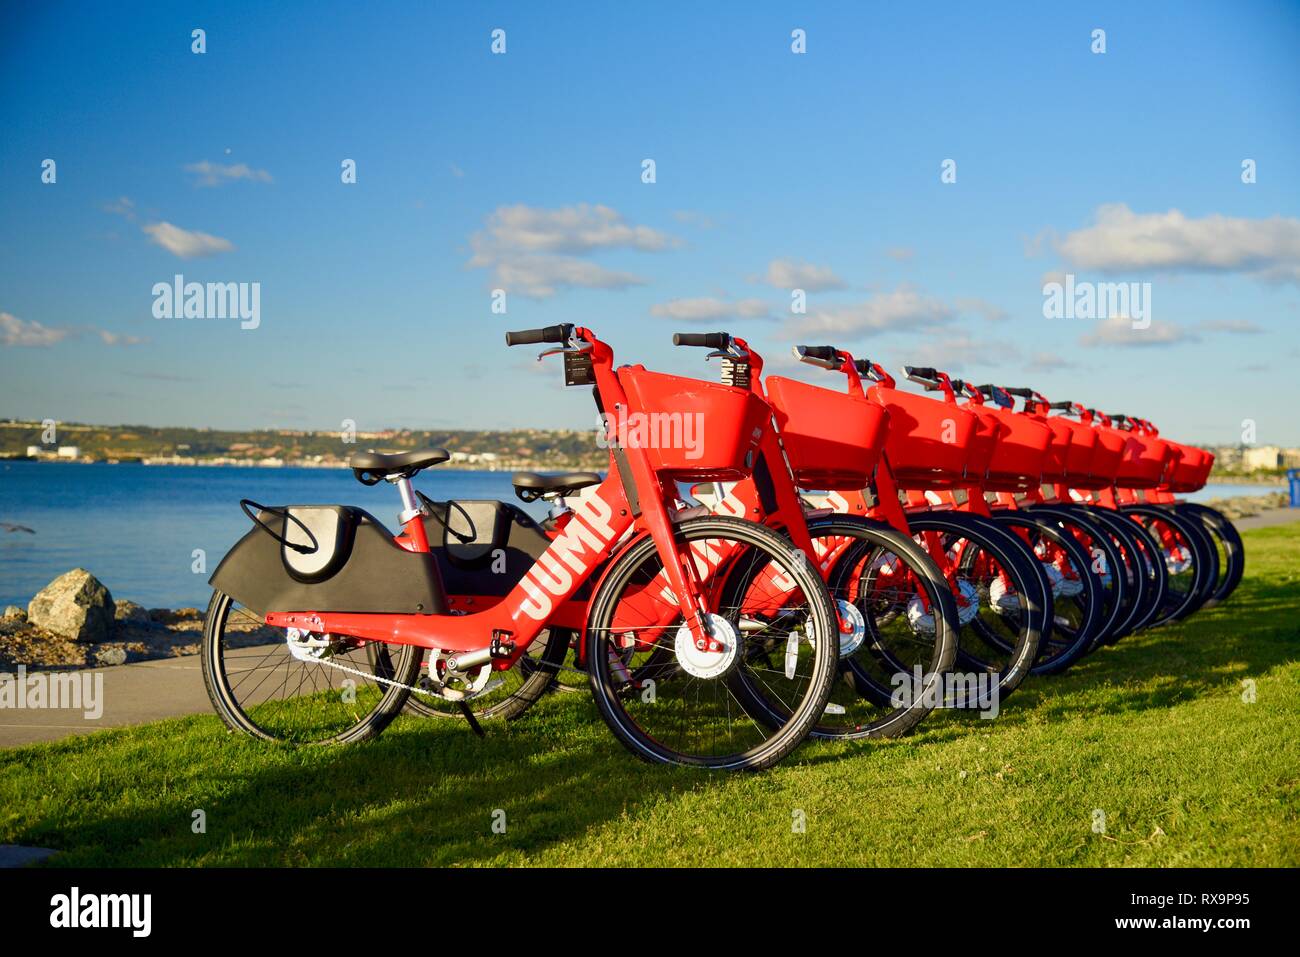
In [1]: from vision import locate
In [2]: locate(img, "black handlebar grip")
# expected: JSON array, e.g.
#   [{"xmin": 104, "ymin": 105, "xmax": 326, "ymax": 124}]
[
  {"xmin": 1004, "ymin": 387, "xmax": 1034, "ymax": 399},
  {"xmin": 796, "ymin": 345, "xmax": 839, "ymax": 361},
  {"xmin": 974, "ymin": 384, "xmax": 995, "ymax": 396},
  {"xmin": 905, "ymin": 366, "xmax": 939, "ymax": 380},
  {"xmin": 949, "ymin": 378, "xmax": 967, "ymax": 392},
  {"xmin": 1047, "ymin": 400, "xmax": 1073, "ymax": 410},
  {"xmin": 672, "ymin": 332, "xmax": 729, "ymax": 349},
  {"xmin": 505, "ymin": 324, "xmax": 571, "ymax": 346},
  {"xmin": 853, "ymin": 359, "xmax": 874, "ymax": 376}
]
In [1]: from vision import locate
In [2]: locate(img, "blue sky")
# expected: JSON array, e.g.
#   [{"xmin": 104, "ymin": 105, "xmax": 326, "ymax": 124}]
[{"xmin": 2, "ymin": 0, "xmax": 1298, "ymax": 445}]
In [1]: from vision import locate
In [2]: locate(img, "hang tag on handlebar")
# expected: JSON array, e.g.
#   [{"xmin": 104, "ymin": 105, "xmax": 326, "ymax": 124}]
[{"xmin": 564, "ymin": 350, "xmax": 595, "ymax": 386}]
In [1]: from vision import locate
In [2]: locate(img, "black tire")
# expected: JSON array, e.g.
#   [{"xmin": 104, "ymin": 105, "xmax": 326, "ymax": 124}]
[
  {"xmin": 585, "ymin": 516, "xmax": 839, "ymax": 770},
  {"xmin": 201, "ymin": 590, "xmax": 419, "ymax": 744},
  {"xmin": 738, "ymin": 516, "xmax": 960, "ymax": 740},
  {"xmin": 1170, "ymin": 502, "xmax": 1245, "ymax": 608},
  {"xmin": 991, "ymin": 509, "xmax": 1103, "ymax": 675},
  {"xmin": 1023, "ymin": 504, "xmax": 1128, "ymax": 653},
  {"xmin": 1062, "ymin": 505, "xmax": 1158, "ymax": 644},
  {"xmin": 1121, "ymin": 504, "xmax": 1217, "ymax": 626},
  {"xmin": 902, "ymin": 511, "xmax": 1046, "ymax": 706},
  {"xmin": 395, "ymin": 626, "xmax": 572, "ymax": 721}
]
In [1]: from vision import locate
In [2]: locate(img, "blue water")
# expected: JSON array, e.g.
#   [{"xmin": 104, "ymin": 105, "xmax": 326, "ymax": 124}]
[
  {"xmin": 1182, "ymin": 483, "xmax": 1284, "ymax": 503},
  {"xmin": 0, "ymin": 462, "xmax": 1285, "ymax": 609},
  {"xmin": 0, "ymin": 462, "xmax": 547, "ymax": 609}
]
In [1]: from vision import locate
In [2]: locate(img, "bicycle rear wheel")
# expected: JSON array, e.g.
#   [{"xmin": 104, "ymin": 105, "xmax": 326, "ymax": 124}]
[{"xmin": 201, "ymin": 590, "xmax": 419, "ymax": 744}]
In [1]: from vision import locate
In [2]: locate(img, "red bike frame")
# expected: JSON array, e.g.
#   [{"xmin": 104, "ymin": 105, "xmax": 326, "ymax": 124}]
[{"xmin": 265, "ymin": 327, "xmax": 764, "ymax": 665}]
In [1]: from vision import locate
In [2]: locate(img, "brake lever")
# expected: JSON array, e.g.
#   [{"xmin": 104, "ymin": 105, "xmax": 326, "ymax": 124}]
[
  {"xmin": 705, "ymin": 344, "xmax": 748, "ymax": 362},
  {"xmin": 537, "ymin": 340, "xmax": 592, "ymax": 361}
]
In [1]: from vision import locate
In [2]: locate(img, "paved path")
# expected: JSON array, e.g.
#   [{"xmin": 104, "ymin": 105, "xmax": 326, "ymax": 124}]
[
  {"xmin": 0, "ymin": 656, "xmax": 209, "ymax": 749},
  {"xmin": 1234, "ymin": 507, "xmax": 1300, "ymax": 531}
]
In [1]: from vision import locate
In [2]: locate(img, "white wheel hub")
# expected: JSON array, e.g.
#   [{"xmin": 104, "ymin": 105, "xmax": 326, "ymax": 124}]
[
  {"xmin": 836, "ymin": 599, "xmax": 867, "ymax": 656},
  {"xmin": 674, "ymin": 614, "xmax": 740, "ymax": 679},
  {"xmin": 908, "ymin": 579, "xmax": 979, "ymax": 634}
]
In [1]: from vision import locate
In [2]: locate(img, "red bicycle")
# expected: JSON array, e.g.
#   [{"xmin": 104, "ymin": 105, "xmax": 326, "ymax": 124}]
[
  {"xmin": 406, "ymin": 331, "xmax": 963, "ymax": 741},
  {"xmin": 200, "ymin": 325, "xmax": 840, "ymax": 770}
]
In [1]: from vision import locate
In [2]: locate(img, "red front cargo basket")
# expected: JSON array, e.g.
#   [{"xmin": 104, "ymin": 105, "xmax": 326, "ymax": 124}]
[
  {"xmin": 766, "ymin": 376, "xmax": 888, "ymax": 490},
  {"xmin": 871, "ymin": 386, "xmax": 978, "ymax": 489},
  {"xmin": 964, "ymin": 409, "xmax": 1002, "ymax": 478},
  {"xmin": 618, "ymin": 366, "xmax": 771, "ymax": 481},
  {"xmin": 1115, "ymin": 431, "xmax": 1173, "ymax": 489},
  {"xmin": 1162, "ymin": 443, "xmax": 1214, "ymax": 493},
  {"xmin": 1074, "ymin": 423, "xmax": 1127, "ymax": 489},
  {"xmin": 1051, "ymin": 417, "xmax": 1098, "ymax": 485},
  {"xmin": 982, "ymin": 408, "xmax": 1053, "ymax": 492}
]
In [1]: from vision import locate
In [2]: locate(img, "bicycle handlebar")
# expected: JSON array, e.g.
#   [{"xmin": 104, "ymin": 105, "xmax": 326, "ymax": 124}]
[
  {"xmin": 505, "ymin": 324, "xmax": 573, "ymax": 346},
  {"xmin": 793, "ymin": 344, "xmax": 842, "ymax": 369},
  {"xmin": 673, "ymin": 332, "xmax": 730, "ymax": 349}
]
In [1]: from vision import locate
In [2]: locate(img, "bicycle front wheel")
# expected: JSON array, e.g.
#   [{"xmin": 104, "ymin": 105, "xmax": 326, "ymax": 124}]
[{"xmin": 586, "ymin": 516, "xmax": 838, "ymax": 770}]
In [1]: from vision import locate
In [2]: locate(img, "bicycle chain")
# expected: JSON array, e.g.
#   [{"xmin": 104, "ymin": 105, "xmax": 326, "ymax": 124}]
[{"xmin": 293, "ymin": 645, "xmax": 588, "ymax": 699}]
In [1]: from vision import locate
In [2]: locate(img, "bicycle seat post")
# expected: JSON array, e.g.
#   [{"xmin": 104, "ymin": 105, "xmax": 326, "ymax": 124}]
[{"xmin": 388, "ymin": 473, "xmax": 423, "ymax": 527}]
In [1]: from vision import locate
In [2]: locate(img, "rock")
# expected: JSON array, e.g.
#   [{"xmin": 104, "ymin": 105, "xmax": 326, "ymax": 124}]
[
  {"xmin": 91, "ymin": 645, "xmax": 128, "ymax": 667},
  {"xmin": 2, "ymin": 605, "xmax": 25, "ymax": 621},
  {"xmin": 114, "ymin": 600, "xmax": 153, "ymax": 626},
  {"xmin": 27, "ymin": 569, "xmax": 115, "ymax": 642}
]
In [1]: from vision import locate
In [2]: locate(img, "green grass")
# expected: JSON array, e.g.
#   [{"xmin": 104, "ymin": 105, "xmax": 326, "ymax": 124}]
[{"xmin": 3, "ymin": 525, "xmax": 1299, "ymax": 867}]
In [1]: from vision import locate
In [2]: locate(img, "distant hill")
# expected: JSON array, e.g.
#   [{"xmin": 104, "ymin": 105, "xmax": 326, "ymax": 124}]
[{"xmin": 0, "ymin": 419, "xmax": 606, "ymax": 471}]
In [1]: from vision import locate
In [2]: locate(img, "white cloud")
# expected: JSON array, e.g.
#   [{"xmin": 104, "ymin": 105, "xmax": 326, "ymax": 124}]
[
  {"xmin": 102, "ymin": 196, "xmax": 136, "ymax": 220},
  {"xmin": 1026, "ymin": 351, "xmax": 1076, "ymax": 372},
  {"xmin": 491, "ymin": 256, "xmax": 644, "ymax": 298},
  {"xmin": 650, "ymin": 297, "xmax": 771, "ymax": 323},
  {"xmin": 759, "ymin": 258, "xmax": 846, "ymax": 292},
  {"xmin": 98, "ymin": 330, "xmax": 148, "ymax": 347},
  {"xmin": 185, "ymin": 160, "xmax": 273, "ymax": 187},
  {"xmin": 0, "ymin": 312, "xmax": 72, "ymax": 347},
  {"xmin": 142, "ymin": 221, "xmax": 235, "ymax": 259},
  {"xmin": 1, "ymin": 312, "xmax": 145, "ymax": 348},
  {"xmin": 672, "ymin": 210, "xmax": 716, "ymax": 228},
  {"xmin": 468, "ymin": 203, "xmax": 677, "ymax": 298},
  {"xmin": 955, "ymin": 297, "xmax": 1009, "ymax": 322},
  {"xmin": 785, "ymin": 285, "xmax": 955, "ymax": 336},
  {"xmin": 1079, "ymin": 315, "xmax": 1197, "ymax": 348},
  {"xmin": 902, "ymin": 334, "xmax": 1021, "ymax": 374},
  {"xmin": 1055, "ymin": 204, "xmax": 1300, "ymax": 283},
  {"xmin": 1198, "ymin": 318, "xmax": 1263, "ymax": 335}
]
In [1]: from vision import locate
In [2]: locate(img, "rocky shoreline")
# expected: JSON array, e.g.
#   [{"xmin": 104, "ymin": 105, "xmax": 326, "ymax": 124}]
[
  {"xmin": 1, "ymin": 568, "xmax": 274, "ymax": 672},
  {"xmin": 1, "ymin": 602, "xmax": 206, "ymax": 670}
]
